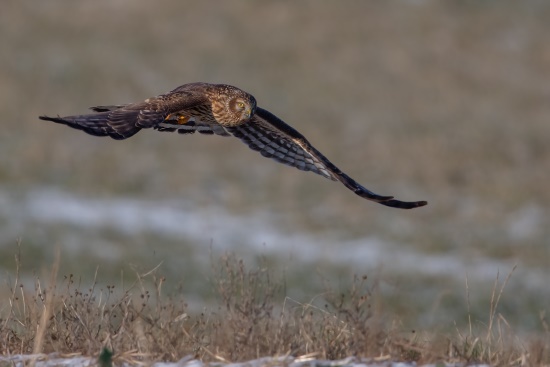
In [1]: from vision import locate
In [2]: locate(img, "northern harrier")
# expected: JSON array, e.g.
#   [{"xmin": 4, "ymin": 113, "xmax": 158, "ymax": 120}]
[{"xmin": 40, "ymin": 82, "xmax": 427, "ymax": 209}]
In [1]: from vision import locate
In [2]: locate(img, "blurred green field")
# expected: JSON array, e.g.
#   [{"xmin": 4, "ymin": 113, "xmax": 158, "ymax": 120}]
[{"xmin": 1, "ymin": 1, "xmax": 549, "ymax": 336}]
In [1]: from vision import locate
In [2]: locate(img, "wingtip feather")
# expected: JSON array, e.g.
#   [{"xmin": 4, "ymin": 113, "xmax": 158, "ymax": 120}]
[
  {"xmin": 39, "ymin": 115, "xmax": 64, "ymax": 123},
  {"xmin": 379, "ymin": 199, "xmax": 428, "ymax": 209}
]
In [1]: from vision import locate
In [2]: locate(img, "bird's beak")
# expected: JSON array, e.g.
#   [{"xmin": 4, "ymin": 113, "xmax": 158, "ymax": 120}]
[{"xmin": 244, "ymin": 108, "xmax": 252, "ymax": 119}]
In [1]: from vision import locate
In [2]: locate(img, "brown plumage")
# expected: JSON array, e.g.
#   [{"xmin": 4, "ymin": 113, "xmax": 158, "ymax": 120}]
[{"xmin": 39, "ymin": 82, "xmax": 427, "ymax": 209}]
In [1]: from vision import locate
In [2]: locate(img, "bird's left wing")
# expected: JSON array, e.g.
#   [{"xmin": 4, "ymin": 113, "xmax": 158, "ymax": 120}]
[
  {"xmin": 228, "ymin": 107, "xmax": 427, "ymax": 209},
  {"xmin": 228, "ymin": 108, "xmax": 337, "ymax": 180}
]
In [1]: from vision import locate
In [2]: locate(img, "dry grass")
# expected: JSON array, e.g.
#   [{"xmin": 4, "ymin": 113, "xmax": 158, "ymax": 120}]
[{"xmin": 1, "ymin": 251, "xmax": 548, "ymax": 366}]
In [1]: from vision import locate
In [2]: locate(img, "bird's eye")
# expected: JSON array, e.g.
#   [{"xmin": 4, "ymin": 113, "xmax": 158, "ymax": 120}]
[{"xmin": 236, "ymin": 102, "xmax": 245, "ymax": 110}]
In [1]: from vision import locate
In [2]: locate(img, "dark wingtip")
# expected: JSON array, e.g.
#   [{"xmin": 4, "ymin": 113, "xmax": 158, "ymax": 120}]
[
  {"xmin": 407, "ymin": 200, "xmax": 428, "ymax": 209},
  {"xmin": 380, "ymin": 199, "xmax": 428, "ymax": 209},
  {"xmin": 39, "ymin": 115, "xmax": 64, "ymax": 123},
  {"xmin": 352, "ymin": 186, "xmax": 394, "ymax": 202}
]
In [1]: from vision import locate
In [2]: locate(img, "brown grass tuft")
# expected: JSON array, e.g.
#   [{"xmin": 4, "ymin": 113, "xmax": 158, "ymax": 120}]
[{"xmin": 0, "ymin": 252, "xmax": 548, "ymax": 365}]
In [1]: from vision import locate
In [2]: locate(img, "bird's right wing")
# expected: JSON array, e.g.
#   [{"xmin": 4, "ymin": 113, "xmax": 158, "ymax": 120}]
[{"xmin": 39, "ymin": 84, "xmax": 212, "ymax": 140}]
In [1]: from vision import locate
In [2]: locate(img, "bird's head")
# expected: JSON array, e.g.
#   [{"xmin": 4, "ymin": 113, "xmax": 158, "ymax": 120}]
[
  {"xmin": 212, "ymin": 85, "xmax": 257, "ymax": 126},
  {"xmin": 229, "ymin": 95, "xmax": 256, "ymax": 121}
]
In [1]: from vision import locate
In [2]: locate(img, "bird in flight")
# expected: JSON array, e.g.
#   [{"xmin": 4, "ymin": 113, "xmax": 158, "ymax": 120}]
[{"xmin": 40, "ymin": 82, "xmax": 427, "ymax": 209}]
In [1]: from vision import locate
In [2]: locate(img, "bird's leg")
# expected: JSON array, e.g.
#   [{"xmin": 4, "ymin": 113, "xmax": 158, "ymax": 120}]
[
  {"xmin": 177, "ymin": 115, "xmax": 190, "ymax": 124},
  {"xmin": 164, "ymin": 113, "xmax": 190, "ymax": 124}
]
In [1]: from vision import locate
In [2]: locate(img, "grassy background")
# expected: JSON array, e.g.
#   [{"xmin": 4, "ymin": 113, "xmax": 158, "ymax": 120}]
[{"xmin": 1, "ymin": 0, "xmax": 549, "ymax": 341}]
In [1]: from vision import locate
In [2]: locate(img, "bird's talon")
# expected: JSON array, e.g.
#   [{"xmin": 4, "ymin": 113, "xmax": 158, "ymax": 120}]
[{"xmin": 177, "ymin": 115, "xmax": 189, "ymax": 124}]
